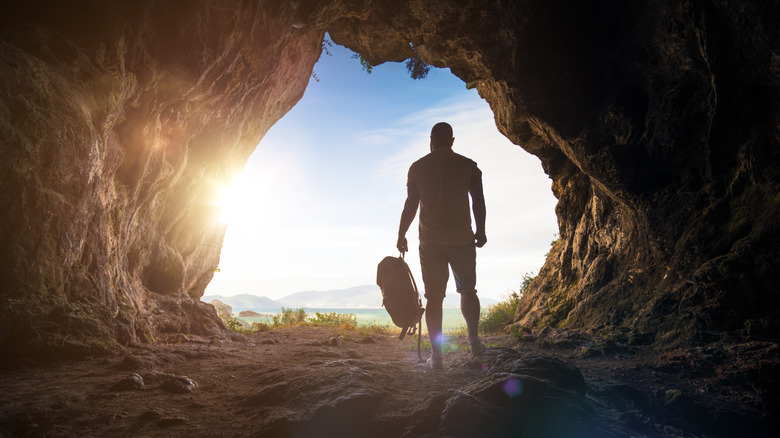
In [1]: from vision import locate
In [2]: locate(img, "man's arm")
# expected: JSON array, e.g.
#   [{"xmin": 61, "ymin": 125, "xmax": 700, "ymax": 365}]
[
  {"xmin": 469, "ymin": 174, "xmax": 487, "ymax": 248},
  {"xmin": 397, "ymin": 183, "xmax": 420, "ymax": 253}
]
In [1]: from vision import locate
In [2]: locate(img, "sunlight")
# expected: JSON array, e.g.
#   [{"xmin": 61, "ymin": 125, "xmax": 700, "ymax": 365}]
[{"xmin": 215, "ymin": 172, "xmax": 266, "ymax": 228}]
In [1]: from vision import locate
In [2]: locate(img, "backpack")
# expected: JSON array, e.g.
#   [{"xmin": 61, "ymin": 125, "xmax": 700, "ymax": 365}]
[{"xmin": 376, "ymin": 254, "xmax": 425, "ymax": 361}]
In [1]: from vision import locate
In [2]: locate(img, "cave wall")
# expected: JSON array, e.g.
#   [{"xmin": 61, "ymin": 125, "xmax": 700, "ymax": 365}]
[
  {"xmin": 0, "ymin": 0, "xmax": 332, "ymax": 357},
  {"xmin": 1, "ymin": 0, "xmax": 777, "ymax": 358}
]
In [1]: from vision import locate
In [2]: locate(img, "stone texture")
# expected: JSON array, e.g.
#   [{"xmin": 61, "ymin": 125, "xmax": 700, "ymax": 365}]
[
  {"xmin": 1, "ymin": 0, "xmax": 324, "ymax": 357},
  {"xmin": 1, "ymin": 0, "xmax": 778, "ymax": 358}
]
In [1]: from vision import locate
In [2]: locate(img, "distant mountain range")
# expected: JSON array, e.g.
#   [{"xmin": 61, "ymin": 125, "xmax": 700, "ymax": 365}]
[
  {"xmin": 204, "ymin": 294, "xmax": 285, "ymax": 308},
  {"xmin": 203, "ymin": 284, "xmax": 498, "ymax": 310}
]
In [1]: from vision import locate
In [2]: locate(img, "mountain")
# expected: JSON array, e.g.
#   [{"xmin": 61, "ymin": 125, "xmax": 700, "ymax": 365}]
[
  {"xmin": 279, "ymin": 285, "xmax": 499, "ymax": 309},
  {"xmin": 204, "ymin": 287, "xmax": 500, "ymax": 310},
  {"xmin": 279, "ymin": 285, "xmax": 382, "ymax": 308},
  {"xmin": 202, "ymin": 294, "xmax": 285, "ymax": 309}
]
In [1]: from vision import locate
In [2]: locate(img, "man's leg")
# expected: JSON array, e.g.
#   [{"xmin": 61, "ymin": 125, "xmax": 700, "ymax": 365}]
[
  {"xmin": 449, "ymin": 244, "xmax": 485, "ymax": 354},
  {"xmin": 425, "ymin": 295, "xmax": 444, "ymax": 363},
  {"xmin": 460, "ymin": 292, "xmax": 481, "ymax": 339},
  {"xmin": 419, "ymin": 243, "xmax": 448, "ymax": 367}
]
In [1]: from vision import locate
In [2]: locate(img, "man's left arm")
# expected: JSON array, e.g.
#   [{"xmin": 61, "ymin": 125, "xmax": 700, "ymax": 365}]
[{"xmin": 469, "ymin": 173, "xmax": 487, "ymax": 247}]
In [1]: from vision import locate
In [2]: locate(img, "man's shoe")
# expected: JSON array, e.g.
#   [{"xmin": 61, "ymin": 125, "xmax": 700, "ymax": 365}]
[
  {"xmin": 427, "ymin": 356, "xmax": 443, "ymax": 370},
  {"xmin": 468, "ymin": 338, "xmax": 486, "ymax": 356}
]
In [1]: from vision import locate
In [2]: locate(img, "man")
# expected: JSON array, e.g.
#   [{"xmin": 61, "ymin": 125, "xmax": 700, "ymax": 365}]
[{"xmin": 397, "ymin": 122, "xmax": 487, "ymax": 370}]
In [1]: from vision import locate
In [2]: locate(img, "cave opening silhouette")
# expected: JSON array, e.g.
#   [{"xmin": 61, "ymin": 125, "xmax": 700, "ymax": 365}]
[{"xmin": 206, "ymin": 38, "xmax": 559, "ymax": 308}]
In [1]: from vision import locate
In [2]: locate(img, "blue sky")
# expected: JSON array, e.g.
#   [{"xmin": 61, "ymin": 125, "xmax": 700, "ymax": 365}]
[{"xmin": 206, "ymin": 39, "xmax": 559, "ymax": 301}]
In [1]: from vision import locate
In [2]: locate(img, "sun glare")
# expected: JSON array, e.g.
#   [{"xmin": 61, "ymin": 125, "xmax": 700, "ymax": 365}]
[{"xmin": 216, "ymin": 173, "xmax": 260, "ymax": 226}]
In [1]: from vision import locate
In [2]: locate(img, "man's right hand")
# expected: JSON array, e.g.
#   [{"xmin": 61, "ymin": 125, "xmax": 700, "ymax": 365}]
[
  {"xmin": 474, "ymin": 231, "xmax": 487, "ymax": 248},
  {"xmin": 397, "ymin": 235, "xmax": 408, "ymax": 253}
]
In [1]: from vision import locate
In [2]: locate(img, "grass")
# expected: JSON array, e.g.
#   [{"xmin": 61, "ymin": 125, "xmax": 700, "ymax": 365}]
[
  {"xmin": 219, "ymin": 307, "xmax": 393, "ymax": 336},
  {"xmin": 220, "ymin": 282, "xmax": 534, "ymax": 340},
  {"xmin": 476, "ymin": 271, "xmax": 537, "ymax": 335},
  {"xmin": 479, "ymin": 291, "xmax": 521, "ymax": 334}
]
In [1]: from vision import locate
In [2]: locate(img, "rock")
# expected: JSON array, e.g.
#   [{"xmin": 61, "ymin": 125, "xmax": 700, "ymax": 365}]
[
  {"xmin": 110, "ymin": 373, "xmax": 144, "ymax": 391},
  {"xmin": 479, "ymin": 349, "xmax": 587, "ymax": 396},
  {"xmin": 429, "ymin": 350, "xmax": 617, "ymax": 437},
  {"xmin": 211, "ymin": 300, "xmax": 234, "ymax": 321},
  {"xmin": 238, "ymin": 310, "xmax": 263, "ymax": 317},
  {"xmin": 118, "ymin": 355, "xmax": 151, "ymax": 370},
  {"xmin": 438, "ymin": 390, "xmax": 507, "ymax": 438},
  {"xmin": 159, "ymin": 375, "xmax": 198, "ymax": 394},
  {"xmin": 157, "ymin": 417, "xmax": 187, "ymax": 427},
  {"xmin": 143, "ymin": 370, "xmax": 198, "ymax": 393},
  {"xmin": 138, "ymin": 410, "xmax": 164, "ymax": 422},
  {"xmin": 327, "ymin": 335, "xmax": 344, "ymax": 346},
  {"xmin": 162, "ymin": 333, "xmax": 190, "ymax": 345}
]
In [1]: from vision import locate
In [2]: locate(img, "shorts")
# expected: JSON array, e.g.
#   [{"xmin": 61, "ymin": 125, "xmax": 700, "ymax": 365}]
[{"xmin": 419, "ymin": 242, "xmax": 477, "ymax": 299}]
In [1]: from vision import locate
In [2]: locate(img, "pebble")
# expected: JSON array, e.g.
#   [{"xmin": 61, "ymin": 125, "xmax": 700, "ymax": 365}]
[{"xmin": 110, "ymin": 373, "xmax": 145, "ymax": 391}]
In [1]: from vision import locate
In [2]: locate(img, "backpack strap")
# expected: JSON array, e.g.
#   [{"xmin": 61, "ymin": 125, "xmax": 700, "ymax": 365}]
[{"xmin": 399, "ymin": 252, "xmax": 426, "ymax": 362}]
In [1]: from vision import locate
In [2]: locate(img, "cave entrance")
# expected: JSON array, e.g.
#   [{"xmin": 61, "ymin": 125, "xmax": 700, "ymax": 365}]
[{"xmin": 204, "ymin": 39, "xmax": 558, "ymax": 307}]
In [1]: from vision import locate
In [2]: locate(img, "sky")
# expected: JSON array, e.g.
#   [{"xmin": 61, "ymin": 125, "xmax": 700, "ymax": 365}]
[{"xmin": 205, "ymin": 39, "xmax": 559, "ymax": 302}]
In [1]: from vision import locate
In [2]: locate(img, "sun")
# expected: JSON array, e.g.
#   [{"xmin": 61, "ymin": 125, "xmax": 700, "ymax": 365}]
[{"xmin": 215, "ymin": 172, "xmax": 263, "ymax": 227}]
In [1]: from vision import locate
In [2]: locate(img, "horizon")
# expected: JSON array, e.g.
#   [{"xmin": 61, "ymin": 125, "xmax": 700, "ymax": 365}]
[
  {"xmin": 201, "ymin": 284, "xmax": 500, "ymax": 310},
  {"xmin": 205, "ymin": 37, "xmax": 559, "ymax": 302}
]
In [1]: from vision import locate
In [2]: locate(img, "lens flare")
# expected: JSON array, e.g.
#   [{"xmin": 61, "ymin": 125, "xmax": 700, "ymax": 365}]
[{"xmin": 502, "ymin": 377, "xmax": 523, "ymax": 398}]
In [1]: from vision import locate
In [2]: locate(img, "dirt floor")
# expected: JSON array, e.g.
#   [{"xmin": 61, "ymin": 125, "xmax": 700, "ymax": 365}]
[{"xmin": 1, "ymin": 326, "xmax": 777, "ymax": 437}]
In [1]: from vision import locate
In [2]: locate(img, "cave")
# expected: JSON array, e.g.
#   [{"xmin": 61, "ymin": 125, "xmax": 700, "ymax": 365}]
[
  {"xmin": 1, "ymin": 0, "xmax": 778, "ymax": 360},
  {"xmin": 2, "ymin": 0, "xmax": 778, "ymax": 435}
]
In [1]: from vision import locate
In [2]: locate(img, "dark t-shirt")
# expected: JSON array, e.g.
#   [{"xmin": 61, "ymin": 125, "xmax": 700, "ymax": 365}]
[{"xmin": 407, "ymin": 148, "xmax": 481, "ymax": 245}]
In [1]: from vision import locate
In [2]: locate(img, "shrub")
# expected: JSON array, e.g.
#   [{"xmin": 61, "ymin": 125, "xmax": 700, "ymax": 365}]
[
  {"xmin": 479, "ymin": 291, "xmax": 522, "ymax": 334},
  {"xmin": 221, "ymin": 315, "xmax": 256, "ymax": 335},
  {"xmin": 272, "ymin": 307, "xmax": 308, "ymax": 327},
  {"xmin": 446, "ymin": 324, "xmax": 469, "ymax": 337},
  {"xmin": 308, "ymin": 311, "xmax": 358, "ymax": 327},
  {"xmin": 223, "ymin": 307, "xmax": 391, "ymax": 336}
]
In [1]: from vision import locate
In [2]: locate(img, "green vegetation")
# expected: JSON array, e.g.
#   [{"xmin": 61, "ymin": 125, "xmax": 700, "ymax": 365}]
[
  {"xmin": 307, "ymin": 311, "xmax": 359, "ymax": 329},
  {"xmin": 478, "ymin": 272, "xmax": 536, "ymax": 334},
  {"xmin": 272, "ymin": 307, "xmax": 308, "ymax": 327},
  {"xmin": 351, "ymin": 41, "xmax": 431, "ymax": 80},
  {"xmin": 510, "ymin": 325, "xmax": 525, "ymax": 342},
  {"xmin": 545, "ymin": 233, "xmax": 560, "ymax": 257},
  {"xmin": 218, "ymin": 307, "xmax": 392, "ymax": 336},
  {"xmin": 479, "ymin": 291, "xmax": 522, "ymax": 334},
  {"xmin": 351, "ymin": 53, "xmax": 374, "ymax": 74},
  {"xmin": 353, "ymin": 322, "xmax": 394, "ymax": 337},
  {"xmin": 405, "ymin": 43, "xmax": 430, "ymax": 79},
  {"xmin": 410, "ymin": 334, "xmax": 462, "ymax": 354}
]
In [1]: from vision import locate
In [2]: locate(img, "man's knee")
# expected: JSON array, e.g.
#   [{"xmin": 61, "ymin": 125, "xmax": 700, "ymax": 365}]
[{"xmin": 425, "ymin": 294, "xmax": 445, "ymax": 305}]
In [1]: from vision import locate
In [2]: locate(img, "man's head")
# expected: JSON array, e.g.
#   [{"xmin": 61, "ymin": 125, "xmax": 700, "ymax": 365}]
[{"xmin": 430, "ymin": 122, "xmax": 454, "ymax": 150}]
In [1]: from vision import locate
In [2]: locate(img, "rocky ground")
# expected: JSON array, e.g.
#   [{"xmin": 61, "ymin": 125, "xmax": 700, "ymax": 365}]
[{"xmin": 1, "ymin": 326, "xmax": 777, "ymax": 437}]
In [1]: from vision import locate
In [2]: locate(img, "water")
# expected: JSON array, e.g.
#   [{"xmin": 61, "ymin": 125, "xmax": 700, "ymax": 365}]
[{"xmin": 232, "ymin": 307, "xmax": 467, "ymax": 332}]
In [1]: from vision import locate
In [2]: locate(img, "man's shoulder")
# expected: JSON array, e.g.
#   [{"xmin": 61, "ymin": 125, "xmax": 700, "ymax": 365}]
[
  {"xmin": 410, "ymin": 150, "xmax": 479, "ymax": 170},
  {"xmin": 452, "ymin": 151, "xmax": 477, "ymax": 165},
  {"xmin": 410, "ymin": 153, "xmax": 435, "ymax": 169}
]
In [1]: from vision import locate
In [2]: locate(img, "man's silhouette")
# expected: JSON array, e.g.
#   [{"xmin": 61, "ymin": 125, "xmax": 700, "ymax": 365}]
[{"xmin": 397, "ymin": 122, "xmax": 487, "ymax": 370}]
